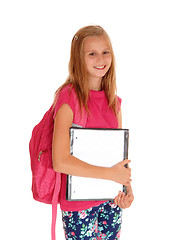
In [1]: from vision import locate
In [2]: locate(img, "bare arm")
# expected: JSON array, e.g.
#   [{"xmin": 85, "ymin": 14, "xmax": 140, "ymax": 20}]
[
  {"xmin": 117, "ymin": 108, "xmax": 122, "ymax": 128},
  {"xmin": 52, "ymin": 104, "xmax": 131, "ymax": 186}
]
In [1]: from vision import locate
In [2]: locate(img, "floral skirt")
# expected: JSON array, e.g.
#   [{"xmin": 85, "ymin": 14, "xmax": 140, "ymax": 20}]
[{"xmin": 62, "ymin": 201, "xmax": 122, "ymax": 239}]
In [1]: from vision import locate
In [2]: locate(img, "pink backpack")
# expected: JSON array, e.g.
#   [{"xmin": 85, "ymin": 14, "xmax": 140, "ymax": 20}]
[
  {"xmin": 29, "ymin": 91, "xmax": 87, "ymax": 240},
  {"xmin": 29, "ymin": 105, "xmax": 56, "ymax": 204}
]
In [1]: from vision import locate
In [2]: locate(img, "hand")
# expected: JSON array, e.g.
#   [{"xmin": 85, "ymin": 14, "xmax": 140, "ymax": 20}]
[
  {"xmin": 110, "ymin": 159, "xmax": 132, "ymax": 186},
  {"xmin": 114, "ymin": 183, "xmax": 134, "ymax": 209}
]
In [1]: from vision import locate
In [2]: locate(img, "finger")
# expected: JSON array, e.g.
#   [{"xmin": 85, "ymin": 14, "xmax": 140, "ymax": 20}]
[
  {"xmin": 120, "ymin": 192, "xmax": 126, "ymax": 209},
  {"xmin": 123, "ymin": 159, "xmax": 131, "ymax": 166},
  {"xmin": 117, "ymin": 192, "xmax": 125, "ymax": 209},
  {"xmin": 128, "ymin": 167, "xmax": 131, "ymax": 176},
  {"xmin": 125, "ymin": 169, "xmax": 132, "ymax": 182},
  {"xmin": 116, "ymin": 191, "xmax": 122, "ymax": 206},
  {"xmin": 114, "ymin": 192, "xmax": 121, "ymax": 204},
  {"xmin": 114, "ymin": 196, "xmax": 118, "ymax": 205},
  {"xmin": 124, "ymin": 180, "xmax": 132, "ymax": 187},
  {"xmin": 114, "ymin": 194, "xmax": 119, "ymax": 206}
]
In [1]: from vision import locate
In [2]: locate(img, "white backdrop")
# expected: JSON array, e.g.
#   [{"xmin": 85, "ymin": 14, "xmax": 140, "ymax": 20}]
[{"xmin": 1, "ymin": 0, "xmax": 172, "ymax": 239}]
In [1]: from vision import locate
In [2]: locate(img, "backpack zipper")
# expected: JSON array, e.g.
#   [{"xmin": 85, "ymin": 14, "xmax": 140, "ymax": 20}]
[{"xmin": 38, "ymin": 150, "xmax": 47, "ymax": 161}]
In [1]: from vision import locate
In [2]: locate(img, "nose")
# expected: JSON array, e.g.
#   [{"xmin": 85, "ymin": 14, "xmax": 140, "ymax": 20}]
[{"xmin": 96, "ymin": 54, "xmax": 104, "ymax": 64}]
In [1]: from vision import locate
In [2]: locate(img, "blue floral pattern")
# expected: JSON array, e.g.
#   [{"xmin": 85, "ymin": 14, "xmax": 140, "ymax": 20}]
[{"xmin": 62, "ymin": 201, "xmax": 122, "ymax": 239}]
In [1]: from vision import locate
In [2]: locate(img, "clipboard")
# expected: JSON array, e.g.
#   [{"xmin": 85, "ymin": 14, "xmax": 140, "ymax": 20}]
[{"xmin": 66, "ymin": 127, "xmax": 129, "ymax": 201}]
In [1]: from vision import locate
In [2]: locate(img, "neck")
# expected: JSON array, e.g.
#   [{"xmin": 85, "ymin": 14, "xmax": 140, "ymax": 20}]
[{"xmin": 88, "ymin": 77, "xmax": 102, "ymax": 91}]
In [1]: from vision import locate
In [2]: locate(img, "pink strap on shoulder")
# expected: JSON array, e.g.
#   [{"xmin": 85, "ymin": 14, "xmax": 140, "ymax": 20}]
[
  {"xmin": 51, "ymin": 173, "xmax": 61, "ymax": 240},
  {"xmin": 51, "ymin": 89, "xmax": 87, "ymax": 240},
  {"xmin": 72, "ymin": 88, "xmax": 87, "ymax": 127}
]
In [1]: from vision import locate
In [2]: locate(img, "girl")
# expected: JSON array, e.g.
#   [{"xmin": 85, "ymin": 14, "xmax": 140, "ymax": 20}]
[{"xmin": 52, "ymin": 25, "xmax": 134, "ymax": 239}]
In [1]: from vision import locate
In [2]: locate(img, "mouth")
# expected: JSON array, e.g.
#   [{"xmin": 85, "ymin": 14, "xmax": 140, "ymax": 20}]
[{"xmin": 94, "ymin": 65, "xmax": 106, "ymax": 70}]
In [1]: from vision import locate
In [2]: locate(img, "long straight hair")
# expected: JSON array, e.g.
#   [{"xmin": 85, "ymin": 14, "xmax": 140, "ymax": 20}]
[{"xmin": 54, "ymin": 25, "xmax": 119, "ymax": 115}]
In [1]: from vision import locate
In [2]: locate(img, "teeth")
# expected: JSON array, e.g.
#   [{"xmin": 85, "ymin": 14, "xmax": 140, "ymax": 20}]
[{"xmin": 95, "ymin": 65, "xmax": 105, "ymax": 69}]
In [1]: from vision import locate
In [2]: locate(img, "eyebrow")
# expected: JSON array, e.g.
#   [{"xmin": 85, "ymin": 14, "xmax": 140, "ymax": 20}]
[{"xmin": 86, "ymin": 48, "xmax": 111, "ymax": 53}]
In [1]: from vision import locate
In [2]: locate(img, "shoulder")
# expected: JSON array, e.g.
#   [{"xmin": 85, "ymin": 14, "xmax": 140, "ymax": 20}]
[
  {"xmin": 115, "ymin": 95, "xmax": 122, "ymax": 113},
  {"xmin": 53, "ymin": 84, "xmax": 77, "ymax": 119},
  {"xmin": 117, "ymin": 96, "xmax": 122, "ymax": 104},
  {"xmin": 58, "ymin": 84, "xmax": 78, "ymax": 100},
  {"xmin": 58, "ymin": 83, "xmax": 73, "ymax": 96}
]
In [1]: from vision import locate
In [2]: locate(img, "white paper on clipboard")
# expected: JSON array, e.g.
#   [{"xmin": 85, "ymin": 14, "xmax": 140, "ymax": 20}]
[{"xmin": 67, "ymin": 127, "xmax": 129, "ymax": 201}]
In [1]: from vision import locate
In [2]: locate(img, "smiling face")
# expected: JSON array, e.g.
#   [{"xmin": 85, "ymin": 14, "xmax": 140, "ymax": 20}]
[{"xmin": 84, "ymin": 35, "xmax": 112, "ymax": 90}]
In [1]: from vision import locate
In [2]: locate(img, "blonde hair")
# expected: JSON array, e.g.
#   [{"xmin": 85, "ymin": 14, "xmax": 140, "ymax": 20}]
[{"xmin": 54, "ymin": 25, "xmax": 119, "ymax": 115}]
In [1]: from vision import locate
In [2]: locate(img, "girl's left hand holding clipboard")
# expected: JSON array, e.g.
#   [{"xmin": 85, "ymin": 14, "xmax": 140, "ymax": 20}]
[{"xmin": 116, "ymin": 109, "xmax": 134, "ymax": 208}]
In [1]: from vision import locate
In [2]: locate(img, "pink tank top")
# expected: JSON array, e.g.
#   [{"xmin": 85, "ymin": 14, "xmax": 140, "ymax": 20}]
[{"xmin": 53, "ymin": 85, "xmax": 121, "ymax": 211}]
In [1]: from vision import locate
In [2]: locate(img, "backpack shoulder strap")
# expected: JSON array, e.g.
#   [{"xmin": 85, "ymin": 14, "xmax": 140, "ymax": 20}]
[
  {"xmin": 72, "ymin": 88, "xmax": 88, "ymax": 127},
  {"xmin": 50, "ymin": 94, "xmax": 87, "ymax": 240},
  {"xmin": 51, "ymin": 172, "xmax": 61, "ymax": 240}
]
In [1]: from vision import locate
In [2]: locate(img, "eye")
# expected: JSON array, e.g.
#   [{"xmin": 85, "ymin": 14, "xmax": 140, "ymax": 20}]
[
  {"xmin": 103, "ymin": 51, "xmax": 110, "ymax": 55},
  {"xmin": 89, "ymin": 52, "xmax": 96, "ymax": 56}
]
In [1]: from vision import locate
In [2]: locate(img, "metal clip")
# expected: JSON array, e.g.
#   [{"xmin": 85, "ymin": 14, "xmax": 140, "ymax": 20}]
[{"xmin": 38, "ymin": 151, "xmax": 43, "ymax": 161}]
